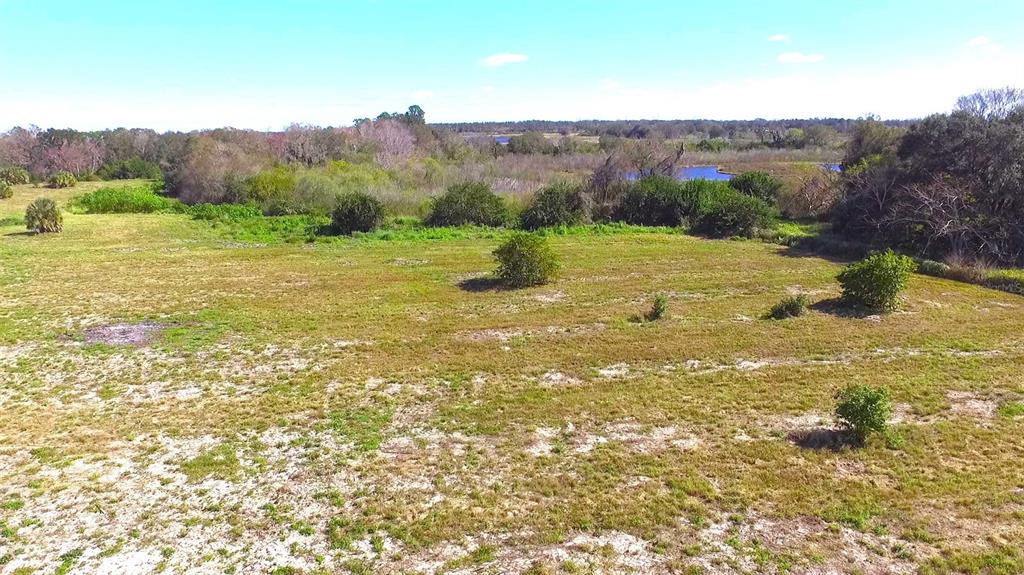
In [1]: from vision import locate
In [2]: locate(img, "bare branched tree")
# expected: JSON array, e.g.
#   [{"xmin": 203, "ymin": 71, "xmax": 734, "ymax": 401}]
[
  {"xmin": 357, "ymin": 119, "xmax": 415, "ymax": 169},
  {"xmin": 955, "ymin": 86, "xmax": 1024, "ymax": 120}
]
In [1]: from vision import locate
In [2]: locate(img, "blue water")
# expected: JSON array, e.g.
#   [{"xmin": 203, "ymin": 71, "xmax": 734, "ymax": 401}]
[
  {"xmin": 494, "ymin": 136, "xmax": 511, "ymax": 145},
  {"xmin": 823, "ymin": 163, "xmax": 841, "ymax": 172},
  {"xmin": 623, "ymin": 166, "xmax": 733, "ymax": 182}
]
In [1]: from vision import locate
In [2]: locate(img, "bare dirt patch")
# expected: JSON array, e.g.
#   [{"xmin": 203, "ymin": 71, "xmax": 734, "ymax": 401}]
[{"xmin": 82, "ymin": 321, "xmax": 165, "ymax": 346}]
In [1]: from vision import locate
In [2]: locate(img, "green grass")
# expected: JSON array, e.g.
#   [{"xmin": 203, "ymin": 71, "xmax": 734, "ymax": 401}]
[
  {"xmin": 0, "ymin": 201, "xmax": 1021, "ymax": 572},
  {"xmin": 179, "ymin": 444, "xmax": 242, "ymax": 482}
]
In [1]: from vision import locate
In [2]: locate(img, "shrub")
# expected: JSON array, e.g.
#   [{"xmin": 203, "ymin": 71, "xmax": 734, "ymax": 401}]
[
  {"xmin": 244, "ymin": 167, "xmax": 297, "ymax": 215},
  {"xmin": 0, "ymin": 166, "xmax": 31, "ymax": 185},
  {"xmin": 493, "ymin": 232, "xmax": 559, "ymax": 287},
  {"xmin": 426, "ymin": 182, "xmax": 509, "ymax": 227},
  {"xmin": 837, "ymin": 250, "xmax": 917, "ymax": 311},
  {"xmin": 916, "ymin": 259, "xmax": 950, "ymax": 278},
  {"xmin": 694, "ymin": 190, "xmax": 777, "ymax": 238},
  {"xmin": 834, "ymin": 384, "xmax": 892, "ymax": 442},
  {"xmin": 768, "ymin": 294, "xmax": 809, "ymax": 319},
  {"xmin": 616, "ymin": 176, "xmax": 707, "ymax": 227},
  {"xmin": 48, "ymin": 171, "xmax": 77, "ymax": 189},
  {"xmin": 96, "ymin": 157, "xmax": 162, "ymax": 180},
  {"xmin": 0, "ymin": 181, "xmax": 11, "ymax": 200},
  {"xmin": 25, "ymin": 197, "xmax": 63, "ymax": 233},
  {"xmin": 71, "ymin": 185, "xmax": 182, "ymax": 214},
  {"xmin": 520, "ymin": 182, "xmax": 589, "ymax": 230},
  {"xmin": 645, "ymin": 293, "xmax": 669, "ymax": 321},
  {"xmin": 331, "ymin": 192, "xmax": 385, "ymax": 235},
  {"xmin": 729, "ymin": 171, "xmax": 783, "ymax": 204}
]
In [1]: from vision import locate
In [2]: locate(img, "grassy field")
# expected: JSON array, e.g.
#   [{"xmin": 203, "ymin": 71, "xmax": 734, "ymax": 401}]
[{"xmin": 0, "ymin": 181, "xmax": 1022, "ymax": 574}]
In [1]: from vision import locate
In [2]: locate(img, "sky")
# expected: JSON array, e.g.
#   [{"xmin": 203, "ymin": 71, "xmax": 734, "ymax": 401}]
[{"xmin": 1, "ymin": 0, "xmax": 1023, "ymax": 131}]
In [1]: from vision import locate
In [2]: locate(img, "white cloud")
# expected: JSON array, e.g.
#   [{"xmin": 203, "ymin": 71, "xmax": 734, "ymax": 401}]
[
  {"xmin": 482, "ymin": 53, "xmax": 528, "ymax": 67},
  {"xmin": 777, "ymin": 52, "xmax": 825, "ymax": 64},
  {"xmin": 767, "ymin": 34, "xmax": 789, "ymax": 42},
  {"xmin": 411, "ymin": 89, "xmax": 434, "ymax": 99},
  {"xmin": 966, "ymin": 35, "xmax": 991, "ymax": 47}
]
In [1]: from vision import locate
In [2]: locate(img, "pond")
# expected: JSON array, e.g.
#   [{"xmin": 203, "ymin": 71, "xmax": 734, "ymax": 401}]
[{"xmin": 624, "ymin": 166, "xmax": 733, "ymax": 182}]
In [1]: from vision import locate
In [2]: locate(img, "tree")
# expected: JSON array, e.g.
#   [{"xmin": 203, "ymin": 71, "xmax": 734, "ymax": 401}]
[
  {"xmin": 356, "ymin": 119, "xmax": 415, "ymax": 169},
  {"xmin": 955, "ymin": 86, "xmax": 1024, "ymax": 120}
]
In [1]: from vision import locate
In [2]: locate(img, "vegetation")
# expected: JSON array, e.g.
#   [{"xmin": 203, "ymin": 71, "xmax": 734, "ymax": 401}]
[
  {"xmin": 834, "ymin": 384, "xmax": 893, "ymax": 442},
  {"xmin": 71, "ymin": 184, "xmax": 181, "ymax": 214},
  {"xmin": 0, "ymin": 166, "xmax": 30, "ymax": 185},
  {"xmin": 837, "ymin": 250, "xmax": 917, "ymax": 311},
  {"xmin": 519, "ymin": 182, "xmax": 589, "ymax": 230},
  {"xmin": 729, "ymin": 171, "xmax": 782, "ymax": 204},
  {"xmin": 493, "ymin": 232, "xmax": 559, "ymax": 287},
  {"xmin": 768, "ymin": 294, "xmax": 809, "ymax": 319},
  {"xmin": 644, "ymin": 292, "xmax": 669, "ymax": 321},
  {"xmin": 24, "ymin": 197, "xmax": 63, "ymax": 232},
  {"xmin": 0, "ymin": 181, "xmax": 11, "ymax": 200},
  {"xmin": 47, "ymin": 171, "xmax": 77, "ymax": 189},
  {"xmin": 694, "ymin": 189, "xmax": 777, "ymax": 238},
  {"xmin": 96, "ymin": 157, "xmax": 162, "ymax": 180},
  {"xmin": 426, "ymin": 182, "xmax": 509, "ymax": 227},
  {"xmin": 331, "ymin": 192, "xmax": 385, "ymax": 235}
]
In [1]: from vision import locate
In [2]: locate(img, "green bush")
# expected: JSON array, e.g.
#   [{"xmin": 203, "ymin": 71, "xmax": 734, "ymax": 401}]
[
  {"xmin": 694, "ymin": 189, "xmax": 777, "ymax": 237},
  {"xmin": 426, "ymin": 182, "xmax": 509, "ymax": 227},
  {"xmin": 25, "ymin": 197, "xmax": 63, "ymax": 233},
  {"xmin": 519, "ymin": 182, "xmax": 589, "ymax": 230},
  {"xmin": 244, "ymin": 167, "xmax": 297, "ymax": 215},
  {"xmin": 616, "ymin": 176, "xmax": 707, "ymax": 227},
  {"xmin": 645, "ymin": 293, "xmax": 669, "ymax": 321},
  {"xmin": 96, "ymin": 157, "xmax": 162, "ymax": 180},
  {"xmin": 0, "ymin": 181, "xmax": 11, "ymax": 200},
  {"xmin": 835, "ymin": 384, "xmax": 892, "ymax": 442},
  {"xmin": 837, "ymin": 250, "xmax": 917, "ymax": 311},
  {"xmin": 768, "ymin": 294, "xmax": 809, "ymax": 319},
  {"xmin": 493, "ymin": 232, "xmax": 559, "ymax": 287},
  {"xmin": 71, "ymin": 185, "xmax": 182, "ymax": 214},
  {"xmin": 0, "ymin": 166, "xmax": 30, "ymax": 185},
  {"xmin": 331, "ymin": 192, "xmax": 385, "ymax": 235},
  {"xmin": 48, "ymin": 171, "xmax": 77, "ymax": 189},
  {"xmin": 916, "ymin": 259, "xmax": 951, "ymax": 278},
  {"xmin": 729, "ymin": 171, "xmax": 782, "ymax": 203}
]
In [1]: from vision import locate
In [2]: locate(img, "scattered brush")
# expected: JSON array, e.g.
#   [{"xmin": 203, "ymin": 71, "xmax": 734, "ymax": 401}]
[
  {"xmin": 645, "ymin": 292, "xmax": 669, "ymax": 321},
  {"xmin": 767, "ymin": 294, "xmax": 809, "ymax": 319}
]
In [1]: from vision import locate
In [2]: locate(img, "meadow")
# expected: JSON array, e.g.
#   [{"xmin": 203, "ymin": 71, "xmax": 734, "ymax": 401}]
[{"xmin": 0, "ymin": 179, "xmax": 1022, "ymax": 574}]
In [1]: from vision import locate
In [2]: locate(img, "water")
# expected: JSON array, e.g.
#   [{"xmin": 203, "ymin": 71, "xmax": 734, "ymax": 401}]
[
  {"xmin": 823, "ymin": 163, "xmax": 841, "ymax": 172},
  {"xmin": 494, "ymin": 136, "xmax": 511, "ymax": 145},
  {"xmin": 623, "ymin": 165, "xmax": 733, "ymax": 182}
]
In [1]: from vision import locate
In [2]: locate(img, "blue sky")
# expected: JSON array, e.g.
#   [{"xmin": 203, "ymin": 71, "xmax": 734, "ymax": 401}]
[{"xmin": 2, "ymin": 0, "xmax": 1023, "ymax": 130}]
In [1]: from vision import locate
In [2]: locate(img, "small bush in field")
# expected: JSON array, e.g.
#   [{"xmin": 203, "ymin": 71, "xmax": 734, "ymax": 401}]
[
  {"xmin": 835, "ymin": 384, "xmax": 892, "ymax": 442},
  {"xmin": 768, "ymin": 294, "xmax": 809, "ymax": 319},
  {"xmin": 25, "ymin": 197, "xmax": 63, "ymax": 233},
  {"xmin": 729, "ymin": 171, "xmax": 782, "ymax": 203},
  {"xmin": 72, "ymin": 185, "xmax": 181, "ymax": 214},
  {"xmin": 0, "ymin": 181, "xmax": 11, "ymax": 199},
  {"xmin": 645, "ymin": 293, "xmax": 669, "ymax": 321},
  {"xmin": 48, "ymin": 171, "xmax": 77, "ymax": 189},
  {"xmin": 426, "ymin": 182, "xmax": 509, "ymax": 227},
  {"xmin": 837, "ymin": 250, "xmax": 917, "ymax": 311},
  {"xmin": 695, "ymin": 190, "xmax": 777, "ymax": 237},
  {"xmin": 519, "ymin": 182, "xmax": 589, "ymax": 230},
  {"xmin": 493, "ymin": 232, "xmax": 558, "ymax": 288},
  {"xmin": 0, "ymin": 166, "xmax": 30, "ymax": 185},
  {"xmin": 916, "ymin": 259, "xmax": 950, "ymax": 278},
  {"xmin": 331, "ymin": 192, "xmax": 385, "ymax": 235}
]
